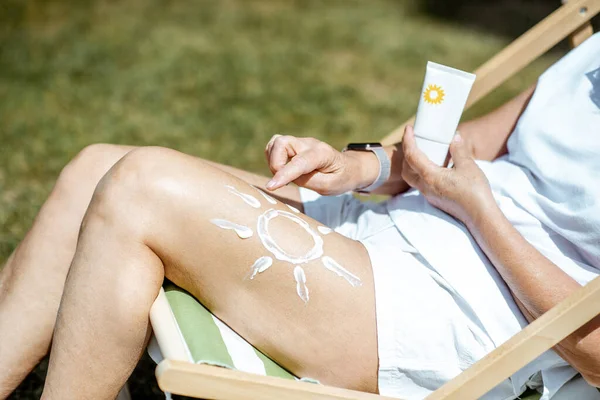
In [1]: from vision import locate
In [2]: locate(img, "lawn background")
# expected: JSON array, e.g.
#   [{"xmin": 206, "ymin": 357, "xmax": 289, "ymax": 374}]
[{"xmin": 0, "ymin": 0, "xmax": 591, "ymax": 398}]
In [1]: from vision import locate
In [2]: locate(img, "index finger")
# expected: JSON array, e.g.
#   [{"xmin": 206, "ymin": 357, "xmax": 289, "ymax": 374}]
[{"xmin": 266, "ymin": 150, "xmax": 321, "ymax": 190}]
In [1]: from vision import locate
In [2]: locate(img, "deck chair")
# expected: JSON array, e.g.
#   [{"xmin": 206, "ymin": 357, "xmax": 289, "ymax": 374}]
[{"xmin": 148, "ymin": 0, "xmax": 600, "ymax": 398}]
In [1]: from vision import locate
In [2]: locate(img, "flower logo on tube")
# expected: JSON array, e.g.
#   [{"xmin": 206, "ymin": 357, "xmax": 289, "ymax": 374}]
[{"xmin": 423, "ymin": 84, "xmax": 445, "ymax": 105}]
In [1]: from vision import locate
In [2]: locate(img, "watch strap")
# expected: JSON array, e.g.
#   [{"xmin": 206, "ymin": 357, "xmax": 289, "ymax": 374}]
[{"xmin": 356, "ymin": 146, "xmax": 391, "ymax": 193}]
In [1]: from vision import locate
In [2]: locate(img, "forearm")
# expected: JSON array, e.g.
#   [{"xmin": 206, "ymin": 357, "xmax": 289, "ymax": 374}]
[
  {"xmin": 468, "ymin": 205, "xmax": 600, "ymax": 386},
  {"xmin": 459, "ymin": 85, "xmax": 535, "ymax": 161}
]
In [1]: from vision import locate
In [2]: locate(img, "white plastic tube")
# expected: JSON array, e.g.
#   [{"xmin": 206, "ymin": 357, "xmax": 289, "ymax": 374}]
[{"xmin": 413, "ymin": 61, "xmax": 476, "ymax": 166}]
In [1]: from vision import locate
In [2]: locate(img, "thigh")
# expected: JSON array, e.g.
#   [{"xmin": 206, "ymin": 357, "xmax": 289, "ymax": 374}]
[
  {"xmin": 203, "ymin": 160, "xmax": 304, "ymax": 211},
  {"xmin": 125, "ymin": 149, "xmax": 378, "ymax": 392}
]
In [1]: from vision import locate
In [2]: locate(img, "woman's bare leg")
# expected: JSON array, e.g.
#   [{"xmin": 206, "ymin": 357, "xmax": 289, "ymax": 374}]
[
  {"xmin": 0, "ymin": 144, "xmax": 135, "ymax": 397},
  {"xmin": 0, "ymin": 144, "xmax": 295, "ymax": 397},
  {"xmin": 42, "ymin": 147, "xmax": 378, "ymax": 400}
]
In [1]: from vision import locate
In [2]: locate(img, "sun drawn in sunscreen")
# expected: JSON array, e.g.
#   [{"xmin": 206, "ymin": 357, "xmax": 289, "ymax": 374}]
[
  {"xmin": 210, "ymin": 184, "xmax": 362, "ymax": 303},
  {"xmin": 423, "ymin": 84, "xmax": 445, "ymax": 105}
]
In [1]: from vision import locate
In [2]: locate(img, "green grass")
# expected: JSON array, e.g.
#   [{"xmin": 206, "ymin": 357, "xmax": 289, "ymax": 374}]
[
  {"xmin": 0, "ymin": 0, "xmax": 561, "ymax": 263},
  {"xmin": 1, "ymin": 0, "xmax": 562, "ymax": 397}
]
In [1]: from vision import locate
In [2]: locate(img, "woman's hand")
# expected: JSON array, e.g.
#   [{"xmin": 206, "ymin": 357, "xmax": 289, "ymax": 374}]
[
  {"xmin": 264, "ymin": 135, "xmax": 377, "ymax": 195},
  {"xmin": 401, "ymin": 126, "xmax": 497, "ymax": 226}
]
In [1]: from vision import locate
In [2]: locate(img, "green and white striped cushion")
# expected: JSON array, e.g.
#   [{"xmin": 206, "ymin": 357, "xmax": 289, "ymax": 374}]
[{"xmin": 154, "ymin": 283, "xmax": 301, "ymax": 380}]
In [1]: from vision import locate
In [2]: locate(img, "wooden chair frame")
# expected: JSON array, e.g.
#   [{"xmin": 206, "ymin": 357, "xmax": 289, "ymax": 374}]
[
  {"xmin": 382, "ymin": 0, "xmax": 599, "ymax": 145},
  {"xmin": 153, "ymin": 0, "xmax": 600, "ymax": 398}
]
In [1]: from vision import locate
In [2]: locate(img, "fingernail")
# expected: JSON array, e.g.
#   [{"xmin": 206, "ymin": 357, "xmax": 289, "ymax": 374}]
[
  {"xmin": 266, "ymin": 180, "xmax": 277, "ymax": 190},
  {"xmin": 453, "ymin": 134, "xmax": 462, "ymax": 143}
]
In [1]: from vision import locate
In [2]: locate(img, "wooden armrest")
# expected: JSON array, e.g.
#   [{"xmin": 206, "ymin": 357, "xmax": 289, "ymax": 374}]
[{"xmin": 156, "ymin": 360, "xmax": 399, "ymax": 400}]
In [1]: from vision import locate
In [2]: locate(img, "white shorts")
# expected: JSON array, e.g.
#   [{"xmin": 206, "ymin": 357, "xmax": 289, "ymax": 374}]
[{"xmin": 300, "ymin": 188, "xmax": 495, "ymax": 399}]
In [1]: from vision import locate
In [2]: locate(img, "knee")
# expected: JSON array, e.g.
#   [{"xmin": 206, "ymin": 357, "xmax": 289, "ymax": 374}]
[
  {"xmin": 86, "ymin": 146, "xmax": 184, "ymax": 224},
  {"xmin": 54, "ymin": 144, "xmax": 133, "ymax": 200}
]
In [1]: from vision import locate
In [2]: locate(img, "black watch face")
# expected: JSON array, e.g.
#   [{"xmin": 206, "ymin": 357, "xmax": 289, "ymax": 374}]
[{"xmin": 346, "ymin": 143, "xmax": 382, "ymax": 151}]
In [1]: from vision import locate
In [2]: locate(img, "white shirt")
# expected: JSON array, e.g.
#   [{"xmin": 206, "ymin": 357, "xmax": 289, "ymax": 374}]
[{"xmin": 387, "ymin": 32, "xmax": 600, "ymax": 399}]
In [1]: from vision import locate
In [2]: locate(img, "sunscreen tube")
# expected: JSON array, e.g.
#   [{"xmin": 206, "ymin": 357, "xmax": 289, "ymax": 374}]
[{"xmin": 413, "ymin": 61, "xmax": 476, "ymax": 166}]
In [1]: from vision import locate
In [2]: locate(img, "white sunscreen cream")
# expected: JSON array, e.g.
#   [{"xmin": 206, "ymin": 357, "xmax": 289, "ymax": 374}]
[
  {"xmin": 257, "ymin": 209, "xmax": 323, "ymax": 264},
  {"xmin": 226, "ymin": 185, "xmax": 261, "ymax": 208},
  {"xmin": 210, "ymin": 219, "xmax": 253, "ymax": 239},
  {"xmin": 322, "ymin": 256, "xmax": 362, "ymax": 287},
  {"xmin": 247, "ymin": 256, "xmax": 273, "ymax": 280},
  {"xmin": 413, "ymin": 62, "xmax": 476, "ymax": 166},
  {"xmin": 286, "ymin": 204, "xmax": 301, "ymax": 214},
  {"xmin": 317, "ymin": 226, "xmax": 332, "ymax": 235},
  {"xmin": 255, "ymin": 188, "xmax": 278, "ymax": 204},
  {"xmin": 293, "ymin": 266, "xmax": 309, "ymax": 303},
  {"xmin": 211, "ymin": 185, "xmax": 363, "ymax": 303}
]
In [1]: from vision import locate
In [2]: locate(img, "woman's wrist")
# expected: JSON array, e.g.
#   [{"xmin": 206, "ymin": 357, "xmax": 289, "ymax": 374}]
[
  {"xmin": 344, "ymin": 144, "xmax": 408, "ymax": 195},
  {"xmin": 343, "ymin": 150, "xmax": 380, "ymax": 190},
  {"xmin": 463, "ymin": 194, "xmax": 503, "ymax": 233}
]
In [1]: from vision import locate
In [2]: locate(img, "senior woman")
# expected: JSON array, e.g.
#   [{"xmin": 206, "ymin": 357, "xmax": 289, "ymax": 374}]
[{"xmin": 1, "ymin": 33, "xmax": 600, "ymax": 400}]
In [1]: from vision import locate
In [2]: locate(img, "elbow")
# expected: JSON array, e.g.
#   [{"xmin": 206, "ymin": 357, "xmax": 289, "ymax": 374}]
[
  {"xmin": 559, "ymin": 320, "xmax": 600, "ymax": 388},
  {"xmin": 569, "ymin": 356, "xmax": 600, "ymax": 388},
  {"xmin": 574, "ymin": 345, "xmax": 600, "ymax": 388},
  {"xmin": 581, "ymin": 372, "xmax": 600, "ymax": 388},
  {"xmin": 573, "ymin": 344, "xmax": 600, "ymax": 388}
]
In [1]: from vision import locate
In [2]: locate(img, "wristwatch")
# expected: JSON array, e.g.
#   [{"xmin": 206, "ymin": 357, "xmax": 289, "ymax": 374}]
[{"xmin": 342, "ymin": 143, "xmax": 391, "ymax": 193}]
